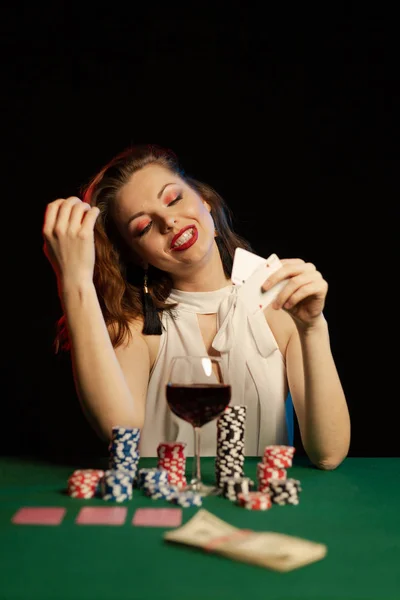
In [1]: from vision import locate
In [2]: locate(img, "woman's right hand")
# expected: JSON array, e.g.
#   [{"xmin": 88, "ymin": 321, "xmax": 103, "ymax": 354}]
[{"xmin": 42, "ymin": 196, "xmax": 100, "ymax": 289}]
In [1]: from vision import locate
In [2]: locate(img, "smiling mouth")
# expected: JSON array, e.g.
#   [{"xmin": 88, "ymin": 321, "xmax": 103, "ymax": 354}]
[{"xmin": 171, "ymin": 227, "xmax": 198, "ymax": 251}]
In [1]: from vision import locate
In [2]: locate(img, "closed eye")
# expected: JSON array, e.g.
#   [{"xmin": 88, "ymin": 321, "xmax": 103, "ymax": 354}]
[
  {"xmin": 167, "ymin": 193, "xmax": 183, "ymax": 207},
  {"xmin": 136, "ymin": 193, "xmax": 183, "ymax": 238}
]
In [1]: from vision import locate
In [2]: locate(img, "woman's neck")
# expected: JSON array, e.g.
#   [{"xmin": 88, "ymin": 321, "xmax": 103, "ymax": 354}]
[{"xmin": 171, "ymin": 246, "xmax": 231, "ymax": 292}]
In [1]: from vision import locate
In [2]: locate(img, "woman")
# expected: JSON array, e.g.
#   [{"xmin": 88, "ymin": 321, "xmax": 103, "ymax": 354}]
[{"xmin": 42, "ymin": 144, "xmax": 350, "ymax": 468}]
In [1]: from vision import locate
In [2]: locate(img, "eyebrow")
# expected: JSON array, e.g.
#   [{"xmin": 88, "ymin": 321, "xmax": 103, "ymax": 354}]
[{"xmin": 126, "ymin": 182, "xmax": 176, "ymax": 227}]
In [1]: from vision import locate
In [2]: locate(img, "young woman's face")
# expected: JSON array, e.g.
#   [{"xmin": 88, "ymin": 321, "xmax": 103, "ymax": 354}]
[{"xmin": 114, "ymin": 163, "xmax": 216, "ymax": 274}]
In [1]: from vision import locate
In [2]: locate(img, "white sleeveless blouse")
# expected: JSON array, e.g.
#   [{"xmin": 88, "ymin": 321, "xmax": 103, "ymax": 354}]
[{"xmin": 139, "ymin": 284, "xmax": 293, "ymax": 456}]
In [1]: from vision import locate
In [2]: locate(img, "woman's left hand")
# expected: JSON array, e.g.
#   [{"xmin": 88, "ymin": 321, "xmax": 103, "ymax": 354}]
[{"xmin": 262, "ymin": 258, "xmax": 328, "ymax": 329}]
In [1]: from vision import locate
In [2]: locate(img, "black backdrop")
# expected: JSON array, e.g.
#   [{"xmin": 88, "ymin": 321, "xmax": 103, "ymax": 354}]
[{"xmin": 1, "ymin": 4, "xmax": 396, "ymax": 460}]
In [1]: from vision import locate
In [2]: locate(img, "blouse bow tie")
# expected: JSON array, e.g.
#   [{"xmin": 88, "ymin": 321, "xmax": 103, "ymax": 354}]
[{"xmin": 212, "ymin": 286, "xmax": 278, "ymax": 359}]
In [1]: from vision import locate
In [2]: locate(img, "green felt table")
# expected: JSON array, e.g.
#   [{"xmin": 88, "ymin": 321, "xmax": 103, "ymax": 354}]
[{"xmin": 1, "ymin": 456, "xmax": 400, "ymax": 600}]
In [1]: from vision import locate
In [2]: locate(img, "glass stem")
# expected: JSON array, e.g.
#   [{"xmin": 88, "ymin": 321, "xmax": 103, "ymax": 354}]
[{"xmin": 191, "ymin": 427, "xmax": 202, "ymax": 489}]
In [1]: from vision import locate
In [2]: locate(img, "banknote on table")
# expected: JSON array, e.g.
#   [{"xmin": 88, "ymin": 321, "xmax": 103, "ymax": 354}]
[{"xmin": 164, "ymin": 509, "xmax": 327, "ymax": 572}]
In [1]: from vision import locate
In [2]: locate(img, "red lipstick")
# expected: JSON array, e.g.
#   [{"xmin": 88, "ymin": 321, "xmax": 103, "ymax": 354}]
[{"xmin": 171, "ymin": 225, "xmax": 198, "ymax": 251}]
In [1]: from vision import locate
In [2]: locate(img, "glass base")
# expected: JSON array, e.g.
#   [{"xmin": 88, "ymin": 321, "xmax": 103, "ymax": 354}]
[{"xmin": 184, "ymin": 481, "xmax": 222, "ymax": 497}]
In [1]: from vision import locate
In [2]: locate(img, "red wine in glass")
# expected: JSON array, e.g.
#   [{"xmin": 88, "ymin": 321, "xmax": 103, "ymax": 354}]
[
  {"xmin": 166, "ymin": 356, "xmax": 231, "ymax": 496},
  {"xmin": 166, "ymin": 383, "xmax": 231, "ymax": 428}
]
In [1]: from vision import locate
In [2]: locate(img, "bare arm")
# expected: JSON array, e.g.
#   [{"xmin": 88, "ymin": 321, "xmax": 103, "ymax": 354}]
[
  {"xmin": 60, "ymin": 280, "xmax": 149, "ymax": 442},
  {"xmin": 286, "ymin": 316, "xmax": 351, "ymax": 469},
  {"xmin": 42, "ymin": 196, "xmax": 149, "ymax": 443},
  {"xmin": 262, "ymin": 258, "xmax": 351, "ymax": 469}
]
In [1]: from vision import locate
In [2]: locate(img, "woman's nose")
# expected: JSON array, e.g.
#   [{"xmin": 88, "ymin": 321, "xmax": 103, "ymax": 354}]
[{"xmin": 161, "ymin": 215, "xmax": 178, "ymax": 232}]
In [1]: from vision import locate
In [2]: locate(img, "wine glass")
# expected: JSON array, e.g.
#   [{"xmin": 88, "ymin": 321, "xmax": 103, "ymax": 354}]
[{"xmin": 166, "ymin": 355, "xmax": 231, "ymax": 496}]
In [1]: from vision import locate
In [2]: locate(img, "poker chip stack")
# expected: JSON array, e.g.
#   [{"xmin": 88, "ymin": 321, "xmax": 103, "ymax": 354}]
[
  {"xmin": 237, "ymin": 491, "xmax": 272, "ymax": 511},
  {"xmin": 257, "ymin": 445, "xmax": 302, "ymax": 506},
  {"xmin": 144, "ymin": 482, "xmax": 180, "ymax": 501},
  {"xmin": 137, "ymin": 467, "xmax": 178, "ymax": 501},
  {"xmin": 95, "ymin": 426, "xmax": 141, "ymax": 502},
  {"xmin": 136, "ymin": 465, "xmax": 202, "ymax": 506},
  {"xmin": 173, "ymin": 491, "xmax": 202, "ymax": 507},
  {"xmin": 137, "ymin": 467, "xmax": 170, "ymax": 490},
  {"xmin": 257, "ymin": 445, "xmax": 296, "ymax": 492},
  {"xmin": 221, "ymin": 476, "xmax": 254, "ymax": 502},
  {"xmin": 263, "ymin": 445, "xmax": 296, "ymax": 469},
  {"xmin": 215, "ymin": 406, "xmax": 246, "ymax": 487},
  {"xmin": 157, "ymin": 442, "xmax": 187, "ymax": 489},
  {"xmin": 67, "ymin": 469, "xmax": 105, "ymax": 499},
  {"xmin": 108, "ymin": 426, "xmax": 141, "ymax": 481},
  {"xmin": 100, "ymin": 469, "xmax": 134, "ymax": 502},
  {"xmin": 268, "ymin": 478, "xmax": 302, "ymax": 506}
]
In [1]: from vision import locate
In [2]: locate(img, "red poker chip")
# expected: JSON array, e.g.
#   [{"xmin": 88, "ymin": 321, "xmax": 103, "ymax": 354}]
[
  {"xmin": 67, "ymin": 469, "xmax": 104, "ymax": 498},
  {"xmin": 159, "ymin": 465, "xmax": 185, "ymax": 473},
  {"xmin": 161, "ymin": 474, "xmax": 185, "ymax": 481},
  {"xmin": 157, "ymin": 453, "xmax": 186, "ymax": 461},
  {"xmin": 237, "ymin": 492, "xmax": 272, "ymax": 510},
  {"xmin": 68, "ymin": 469, "xmax": 104, "ymax": 481},
  {"xmin": 262, "ymin": 461, "xmax": 292, "ymax": 469},
  {"xmin": 157, "ymin": 446, "xmax": 186, "ymax": 452},
  {"xmin": 263, "ymin": 445, "xmax": 295, "ymax": 458},
  {"xmin": 157, "ymin": 453, "xmax": 184, "ymax": 458},
  {"xmin": 168, "ymin": 478, "xmax": 187, "ymax": 489},
  {"xmin": 70, "ymin": 469, "xmax": 104, "ymax": 477},
  {"xmin": 257, "ymin": 464, "xmax": 286, "ymax": 477},
  {"xmin": 68, "ymin": 491, "xmax": 96, "ymax": 499},
  {"xmin": 68, "ymin": 480, "xmax": 100, "ymax": 488},
  {"xmin": 68, "ymin": 480, "xmax": 97, "ymax": 487},
  {"xmin": 157, "ymin": 443, "xmax": 186, "ymax": 457},
  {"xmin": 158, "ymin": 469, "xmax": 185, "ymax": 475},
  {"xmin": 257, "ymin": 465, "xmax": 286, "ymax": 491},
  {"xmin": 67, "ymin": 486, "xmax": 97, "ymax": 498},
  {"xmin": 68, "ymin": 475, "xmax": 100, "ymax": 482},
  {"xmin": 263, "ymin": 457, "xmax": 292, "ymax": 468},
  {"xmin": 67, "ymin": 481, "xmax": 98, "ymax": 489}
]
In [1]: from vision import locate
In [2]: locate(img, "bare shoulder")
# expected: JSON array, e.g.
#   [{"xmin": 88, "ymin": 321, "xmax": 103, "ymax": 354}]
[
  {"xmin": 121, "ymin": 316, "xmax": 161, "ymax": 371},
  {"xmin": 107, "ymin": 317, "xmax": 149, "ymax": 359},
  {"xmin": 263, "ymin": 305, "xmax": 296, "ymax": 358}
]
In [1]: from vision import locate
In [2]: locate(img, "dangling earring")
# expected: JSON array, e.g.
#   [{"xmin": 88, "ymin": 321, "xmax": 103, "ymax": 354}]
[
  {"xmin": 142, "ymin": 270, "xmax": 162, "ymax": 335},
  {"xmin": 143, "ymin": 271, "xmax": 149, "ymax": 294},
  {"xmin": 214, "ymin": 228, "xmax": 218, "ymax": 238}
]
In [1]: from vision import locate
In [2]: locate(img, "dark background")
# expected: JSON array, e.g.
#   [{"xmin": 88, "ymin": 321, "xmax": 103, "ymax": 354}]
[{"xmin": 1, "ymin": 4, "xmax": 396, "ymax": 460}]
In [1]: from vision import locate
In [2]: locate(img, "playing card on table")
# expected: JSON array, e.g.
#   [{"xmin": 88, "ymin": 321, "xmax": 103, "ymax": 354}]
[
  {"xmin": 132, "ymin": 508, "xmax": 182, "ymax": 527},
  {"xmin": 75, "ymin": 506, "xmax": 127, "ymax": 525},
  {"xmin": 12, "ymin": 507, "xmax": 66, "ymax": 525}
]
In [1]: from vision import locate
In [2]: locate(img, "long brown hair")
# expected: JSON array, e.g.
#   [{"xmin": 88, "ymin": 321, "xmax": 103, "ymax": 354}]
[{"xmin": 54, "ymin": 144, "xmax": 252, "ymax": 352}]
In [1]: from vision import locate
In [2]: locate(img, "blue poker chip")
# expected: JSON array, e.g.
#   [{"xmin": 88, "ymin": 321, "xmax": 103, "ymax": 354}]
[
  {"xmin": 137, "ymin": 468, "xmax": 169, "ymax": 489},
  {"xmin": 173, "ymin": 491, "xmax": 202, "ymax": 507},
  {"xmin": 108, "ymin": 427, "xmax": 141, "ymax": 485},
  {"xmin": 111, "ymin": 426, "xmax": 141, "ymax": 442},
  {"xmin": 144, "ymin": 482, "xmax": 179, "ymax": 501},
  {"xmin": 108, "ymin": 460, "xmax": 138, "ymax": 474},
  {"xmin": 100, "ymin": 469, "xmax": 133, "ymax": 502}
]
